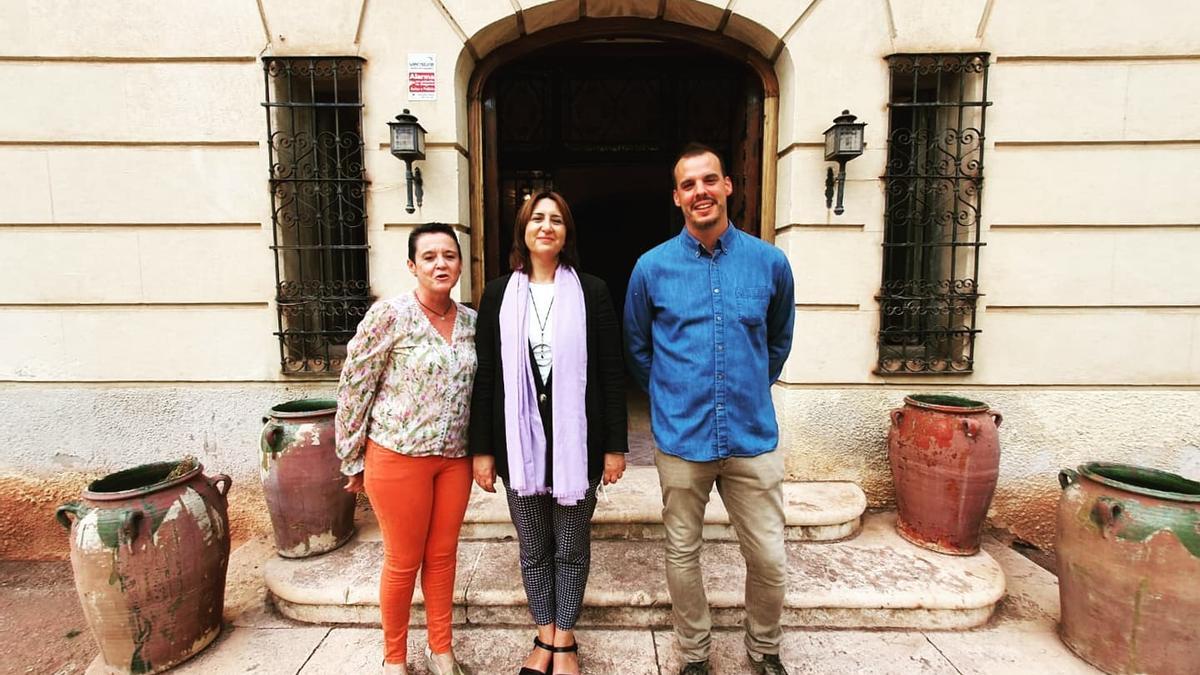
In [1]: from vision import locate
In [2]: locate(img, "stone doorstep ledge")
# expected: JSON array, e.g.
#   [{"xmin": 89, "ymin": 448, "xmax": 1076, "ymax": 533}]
[
  {"xmin": 265, "ymin": 512, "xmax": 1005, "ymax": 631},
  {"xmin": 355, "ymin": 468, "xmax": 867, "ymax": 543},
  {"xmin": 269, "ymin": 599, "xmax": 996, "ymax": 633}
]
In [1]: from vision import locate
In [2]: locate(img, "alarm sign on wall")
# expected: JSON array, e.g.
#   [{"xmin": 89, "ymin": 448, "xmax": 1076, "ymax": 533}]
[{"xmin": 408, "ymin": 53, "xmax": 436, "ymax": 101}]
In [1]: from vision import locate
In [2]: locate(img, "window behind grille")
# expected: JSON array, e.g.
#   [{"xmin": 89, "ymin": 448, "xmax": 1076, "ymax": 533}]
[
  {"xmin": 263, "ymin": 57, "xmax": 371, "ymax": 374},
  {"xmin": 877, "ymin": 53, "xmax": 990, "ymax": 374}
]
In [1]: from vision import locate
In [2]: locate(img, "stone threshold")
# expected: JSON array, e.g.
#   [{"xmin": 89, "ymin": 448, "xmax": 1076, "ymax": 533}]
[
  {"xmin": 357, "ymin": 467, "xmax": 867, "ymax": 543},
  {"xmin": 266, "ymin": 512, "xmax": 1005, "ymax": 631}
]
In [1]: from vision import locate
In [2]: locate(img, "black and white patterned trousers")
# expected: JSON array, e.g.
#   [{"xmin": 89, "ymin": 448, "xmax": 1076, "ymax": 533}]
[{"xmin": 504, "ymin": 479, "xmax": 600, "ymax": 630}]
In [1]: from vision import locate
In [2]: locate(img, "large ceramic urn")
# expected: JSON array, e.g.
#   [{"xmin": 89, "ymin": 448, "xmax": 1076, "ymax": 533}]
[
  {"xmin": 260, "ymin": 398, "xmax": 356, "ymax": 558},
  {"xmin": 887, "ymin": 394, "xmax": 1002, "ymax": 555},
  {"xmin": 56, "ymin": 460, "xmax": 232, "ymax": 674},
  {"xmin": 1057, "ymin": 462, "xmax": 1200, "ymax": 675}
]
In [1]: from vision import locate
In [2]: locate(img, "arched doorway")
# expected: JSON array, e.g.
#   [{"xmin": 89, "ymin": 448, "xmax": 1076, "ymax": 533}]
[
  {"xmin": 466, "ymin": 20, "xmax": 779, "ymax": 461},
  {"xmin": 487, "ymin": 40, "xmax": 763, "ymax": 314},
  {"xmin": 468, "ymin": 19, "xmax": 780, "ymax": 303}
]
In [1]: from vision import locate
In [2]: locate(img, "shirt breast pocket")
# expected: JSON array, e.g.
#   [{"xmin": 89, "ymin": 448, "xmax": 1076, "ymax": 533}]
[{"xmin": 736, "ymin": 286, "xmax": 770, "ymax": 327}]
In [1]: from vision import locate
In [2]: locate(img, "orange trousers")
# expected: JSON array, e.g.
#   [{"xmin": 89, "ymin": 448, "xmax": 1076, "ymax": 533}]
[{"xmin": 364, "ymin": 439, "xmax": 472, "ymax": 665}]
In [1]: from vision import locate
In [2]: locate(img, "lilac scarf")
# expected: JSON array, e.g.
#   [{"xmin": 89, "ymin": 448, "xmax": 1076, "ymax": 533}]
[{"xmin": 500, "ymin": 266, "xmax": 589, "ymax": 505}]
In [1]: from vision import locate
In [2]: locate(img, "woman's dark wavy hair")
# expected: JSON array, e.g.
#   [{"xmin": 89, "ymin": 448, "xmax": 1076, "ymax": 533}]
[
  {"xmin": 408, "ymin": 222, "xmax": 461, "ymax": 262},
  {"xmin": 508, "ymin": 191, "xmax": 580, "ymax": 271}
]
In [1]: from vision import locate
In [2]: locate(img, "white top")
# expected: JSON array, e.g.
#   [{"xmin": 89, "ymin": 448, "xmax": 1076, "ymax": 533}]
[{"xmin": 528, "ymin": 282, "xmax": 555, "ymax": 382}]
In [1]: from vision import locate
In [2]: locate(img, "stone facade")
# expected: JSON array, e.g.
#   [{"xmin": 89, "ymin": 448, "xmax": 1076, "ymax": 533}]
[{"xmin": 2, "ymin": 0, "xmax": 1198, "ymax": 558}]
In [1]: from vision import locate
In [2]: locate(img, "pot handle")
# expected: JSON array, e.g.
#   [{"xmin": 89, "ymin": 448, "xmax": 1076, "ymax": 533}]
[
  {"xmin": 962, "ymin": 418, "xmax": 981, "ymax": 439},
  {"xmin": 209, "ymin": 473, "xmax": 233, "ymax": 498},
  {"xmin": 1092, "ymin": 497, "xmax": 1124, "ymax": 535},
  {"xmin": 119, "ymin": 509, "xmax": 143, "ymax": 549},
  {"xmin": 990, "ymin": 411, "xmax": 1003, "ymax": 428},
  {"xmin": 261, "ymin": 422, "xmax": 283, "ymax": 454},
  {"xmin": 1058, "ymin": 468, "xmax": 1078, "ymax": 490},
  {"xmin": 889, "ymin": 409, "xmax": 903, "ymax": 427},
  {"xmin": 55, "ymin": 502, "xmax": 83, "ymax": 529}
]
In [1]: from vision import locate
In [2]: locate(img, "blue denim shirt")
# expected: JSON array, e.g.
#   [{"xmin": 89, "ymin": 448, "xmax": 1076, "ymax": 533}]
[{"xmin": 624, "ymin": 225, "xmax": 795, "ymax": 461}]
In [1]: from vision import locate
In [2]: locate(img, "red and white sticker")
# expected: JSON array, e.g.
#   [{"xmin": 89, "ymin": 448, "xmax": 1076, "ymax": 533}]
[{"xmin": 408, "ymin": 53, "xmax": 436, "ymax": 101}]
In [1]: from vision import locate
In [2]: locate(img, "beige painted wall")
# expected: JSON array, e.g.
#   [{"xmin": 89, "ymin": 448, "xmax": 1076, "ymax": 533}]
[{"xmin": 2, "ymin": 0, "xmax": 1198, "ymax": 557}]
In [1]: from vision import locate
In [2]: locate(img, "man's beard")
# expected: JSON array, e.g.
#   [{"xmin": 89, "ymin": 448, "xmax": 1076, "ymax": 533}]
[{"xmin": 689, "ymin": 210, "xmax": 722, "ymax": 229}]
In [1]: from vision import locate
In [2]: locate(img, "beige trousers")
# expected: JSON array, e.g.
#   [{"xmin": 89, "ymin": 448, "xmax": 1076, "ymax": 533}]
[{"xmin": 655, "ymin": 449, "xmax": 787, "ymax": 662}]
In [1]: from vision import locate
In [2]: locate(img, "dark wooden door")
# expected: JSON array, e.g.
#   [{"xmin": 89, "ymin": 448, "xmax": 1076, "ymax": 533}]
[{"xmin": 484, "ymin": 41, "xmax": 764, "ymax": 310}]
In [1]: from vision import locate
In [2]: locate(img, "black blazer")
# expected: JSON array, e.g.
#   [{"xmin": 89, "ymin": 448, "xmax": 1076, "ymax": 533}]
[{"xmin": 468, "ymin": 271, "xmax": 628, "ymax": 483}]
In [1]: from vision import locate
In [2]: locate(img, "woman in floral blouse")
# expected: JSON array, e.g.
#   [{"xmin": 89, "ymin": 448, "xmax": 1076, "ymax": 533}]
[{"xmin": 336, "ymin": 222, "xmax": 476, "ymax": 675}]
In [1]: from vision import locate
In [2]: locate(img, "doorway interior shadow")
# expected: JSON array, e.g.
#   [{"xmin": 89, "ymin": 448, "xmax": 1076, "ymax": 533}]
[{"xmin": 476, "ymin": 31, "xmax": 771, "ymax": 459}]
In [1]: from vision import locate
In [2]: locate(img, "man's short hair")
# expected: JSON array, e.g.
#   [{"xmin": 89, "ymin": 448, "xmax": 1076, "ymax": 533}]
[{"xmin": 672, "ymin": 142, "xmax": 726, "ymax": 186}]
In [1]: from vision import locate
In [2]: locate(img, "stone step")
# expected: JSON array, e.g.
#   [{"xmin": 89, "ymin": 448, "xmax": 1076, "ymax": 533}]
[
  {"xmin": 265, "ymin": 512, "xmax": 1005, "ymax": 631},
  {"xmin": 358, "ymin": 467, "xmax": 866, "ymax": 542}
]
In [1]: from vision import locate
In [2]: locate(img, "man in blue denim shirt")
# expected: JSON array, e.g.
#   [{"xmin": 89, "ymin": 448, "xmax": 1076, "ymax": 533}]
[{"xmin": 624, "ymin": 144, "xmax": 795, "ymax": 675}]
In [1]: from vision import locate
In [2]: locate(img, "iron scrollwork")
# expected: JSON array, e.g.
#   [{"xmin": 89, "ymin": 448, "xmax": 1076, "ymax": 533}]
[
  {"xmin": 264, "ymin": 56, "xmax": 372, "ymax": 374},
  {"xmin": 877, "ymin": 53, "xmax": 990, "ymax": 375}
]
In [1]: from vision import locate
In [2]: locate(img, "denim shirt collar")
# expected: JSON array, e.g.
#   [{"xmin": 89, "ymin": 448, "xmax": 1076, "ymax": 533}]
[{"xmin": 678, "ymin": 221, "xmax": 738, "ymax": 258}]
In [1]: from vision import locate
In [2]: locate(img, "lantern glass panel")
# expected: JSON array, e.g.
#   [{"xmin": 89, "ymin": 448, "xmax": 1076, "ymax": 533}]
[
  {"xmin": 415, "ymin": 128, "xmax": 426, "ymax": 155},
  {"xmin": 392, "ymin": 126, "xmax": 416, "ymax": 154},
  {"xmin": 838, "ymin": 127, "xmax": 863, "ymax": 155},
  {"xmin": 824, "ymin": 130, "xmax": 836, "ymax": 160}
]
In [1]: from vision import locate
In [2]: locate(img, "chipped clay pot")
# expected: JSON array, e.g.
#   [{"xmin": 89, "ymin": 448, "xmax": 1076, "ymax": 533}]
[
  {"xmin": 1057, "ymin": 462, "xmax": 1200, "ymax": 675},
  {"xmin": 56, "ymin": 460, "xmax": 231, "ymax": 675},
  {"xmin": 887, "ymin": 394, "xmax": 1002, "ymax": 555},
  {"xmin": 260, "ymin": 398, "xmax": 355, "ymax": 558}
]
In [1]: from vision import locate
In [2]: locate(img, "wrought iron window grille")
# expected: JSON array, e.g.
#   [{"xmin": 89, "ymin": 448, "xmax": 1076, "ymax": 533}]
[
  {"xmin": 877, "ymin": 53, "xmax": 991, "ymax": 375},
  {"xmin": 263, "ymin": 56, "xmax": 371, "ymax": 374}
]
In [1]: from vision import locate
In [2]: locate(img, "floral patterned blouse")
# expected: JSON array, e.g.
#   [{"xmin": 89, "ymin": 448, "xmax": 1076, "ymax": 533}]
[{"xmin": 335, "ymin": 293, "xmax": 478, "ymax": 475}]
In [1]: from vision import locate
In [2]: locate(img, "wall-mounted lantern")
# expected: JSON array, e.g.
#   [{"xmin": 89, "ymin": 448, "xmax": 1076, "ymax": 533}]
[
  {"xmin": 388, "ymin": 109, "xmax": 427, "ymax": 214},
  {"xmin": 823, "ymin": 110, "xmax": 867, "ymax": 216}
]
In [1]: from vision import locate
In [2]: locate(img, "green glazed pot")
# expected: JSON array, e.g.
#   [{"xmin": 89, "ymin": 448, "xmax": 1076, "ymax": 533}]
[{"xmin": 1057, "ymin": 461, "xmax": 1200, "ymax": 675}]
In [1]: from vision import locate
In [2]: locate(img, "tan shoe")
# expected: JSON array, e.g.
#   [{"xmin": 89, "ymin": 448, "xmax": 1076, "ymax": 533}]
[{"xmin": 425, "ymin": 644, "xmax": 468, "ymax": 675}]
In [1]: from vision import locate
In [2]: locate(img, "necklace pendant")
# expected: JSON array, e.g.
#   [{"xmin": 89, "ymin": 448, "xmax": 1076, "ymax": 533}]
[{"xmin": 532, "ymin": 343, "xmax": 552, "ymax": 369}]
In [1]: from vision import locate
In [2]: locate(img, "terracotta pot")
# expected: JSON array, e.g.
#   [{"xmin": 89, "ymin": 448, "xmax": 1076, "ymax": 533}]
[
  {"xmin": 56, "ymin": 460, "xmax": 231, "ymax": 674},
  {"xmin": 1057, "ymin": 462, "xmax": 1200, "ymax": 675},
  {"xmin": 260, "ymin": 398, "xmax": 355, "ymax": 558},
  {"xmin": 887, "ymin": 394, "xmax": 1002, "ymax": 555}
]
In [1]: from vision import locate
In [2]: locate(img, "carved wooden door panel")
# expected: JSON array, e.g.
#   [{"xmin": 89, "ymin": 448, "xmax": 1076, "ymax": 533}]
[{"xmin": 729, "ymin": 79, "xmax": 763, "ymax": 237}]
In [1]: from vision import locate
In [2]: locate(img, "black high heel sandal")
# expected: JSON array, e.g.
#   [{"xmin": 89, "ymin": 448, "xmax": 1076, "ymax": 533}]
[
  {"xmin": 518, "ymin": 636, "xmax": 555, "ymax": 675},
  {"xmin": 551, "ymin": 641, "xmax": 580, "ymax": 675}
]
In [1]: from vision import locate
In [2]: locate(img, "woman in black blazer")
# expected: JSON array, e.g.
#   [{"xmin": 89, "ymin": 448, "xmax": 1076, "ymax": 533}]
[{"xmin": 469, "ymin": 191, "xmax": 628, "ymax": 675}]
